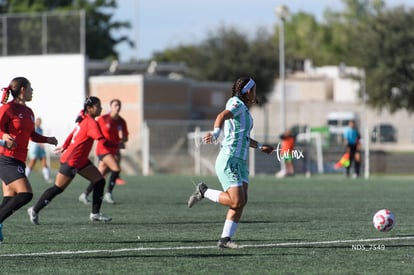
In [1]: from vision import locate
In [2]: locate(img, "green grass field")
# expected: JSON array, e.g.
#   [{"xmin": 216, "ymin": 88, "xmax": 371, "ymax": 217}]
[{"xmin": 1, "ymin": 173, "xmax": 414, "ymax": 274}]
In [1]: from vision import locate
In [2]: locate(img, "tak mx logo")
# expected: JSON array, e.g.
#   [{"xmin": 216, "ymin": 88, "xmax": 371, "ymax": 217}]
[{"xmin": 274, "ymin": 143, "xmax": 304, "ymax": 162}]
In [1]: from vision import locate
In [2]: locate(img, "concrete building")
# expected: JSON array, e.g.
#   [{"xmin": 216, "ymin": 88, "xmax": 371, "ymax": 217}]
[
  {"xmin": 89, "ymin": 74, "xmax": 230, "ymax": 175},
  {"xmin": 251, "ymin": 64, "xmax": 414, "ymax": 150}
]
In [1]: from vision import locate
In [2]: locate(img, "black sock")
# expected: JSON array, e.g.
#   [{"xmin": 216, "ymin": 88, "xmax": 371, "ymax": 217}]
[
  {"xmin": 92, "ymin": 179, "xmax": 105, "ymax": 214},
  {"xmin": 108, "ymin": 171, "xmax": 120, "ymax": 193},
  {"xmin": 85, "ymin": 182, "xmax": 94, "ymax": 196},
  {"xmin": 33, "ymin": 185, "xmax": 63, "ymax": 213},
  {"xmin": 0, "ymin": 192, "xmax": 33, "ymax": 223},
  {"xmin": 0, "ymin": 196, "xmax": 13, "ymax": 209}
]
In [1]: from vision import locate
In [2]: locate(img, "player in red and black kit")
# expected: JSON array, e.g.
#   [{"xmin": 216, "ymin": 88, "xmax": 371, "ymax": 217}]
[
  {"xmin": 0, "ymin": 77, "xmax": 58, "ymax": 242},
  {"xmin": 79, "ymin": 99, "xmax": 128, "ymax": 204},
  {"xmin": 28, "ymin": 96, "xmax": 117, "ymax": 225}
]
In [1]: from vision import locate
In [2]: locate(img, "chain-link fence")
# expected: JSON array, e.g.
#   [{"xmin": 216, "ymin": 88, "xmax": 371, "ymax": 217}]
[
  {"xmin": 0, "ymin": 10, "xmax": 85, "ymax": 56},
  {"xmin": 143, "ymin": 120, "xmax": 215, "ymax": 175},
  {"xmin": 139, "ymin": 120, "xmax": 284, "ymax": 176}
]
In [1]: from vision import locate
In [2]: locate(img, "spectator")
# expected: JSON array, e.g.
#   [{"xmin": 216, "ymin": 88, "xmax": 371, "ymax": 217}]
[
  {"xmin": 25, "ymin": 117, "xmax": 53, "ymax": 183},
  {"xmin": 343, "ymin": 120, "xmax": 361, "ymax": 178},
  {"xmin": 276, "ymin": 128, "xmax": 296, "ymax": 178}
]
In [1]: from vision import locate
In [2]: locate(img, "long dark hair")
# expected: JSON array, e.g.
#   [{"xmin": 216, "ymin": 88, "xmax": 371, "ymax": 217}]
[
  {"xmin": 1, "ymin": 77, "xmax": 30, "ymax": 104},
  {"xmin": 231, "ymin": 77, "xmax": 256, "ymax": 105},
  {"xmin": 75, "ymin": 96, "xmax": 101, "ymax": 123}
]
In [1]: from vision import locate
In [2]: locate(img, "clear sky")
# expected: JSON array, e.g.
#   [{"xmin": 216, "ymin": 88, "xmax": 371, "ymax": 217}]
[{"xmin": 113, "ymin": 0, "xmax": 410, "ymax": 62}]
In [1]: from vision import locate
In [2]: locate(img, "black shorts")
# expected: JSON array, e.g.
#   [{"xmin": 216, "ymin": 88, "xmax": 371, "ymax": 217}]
[
  {"xmin": 59, "ymin": 160, "xmax": 93, "ymax": 178},
  {"xmin": 0, "ymin": 156, "xmax": 27, "ymax": 185},
  {"xmin": 97, "ymin": 153, "xmax": 111, "ymax": 161}
]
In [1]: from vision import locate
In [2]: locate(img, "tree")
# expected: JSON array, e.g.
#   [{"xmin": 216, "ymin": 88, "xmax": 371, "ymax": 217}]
[
  {"xmin": 321, "ymin": 0, "xmax": 387, "ymax": 65},
  {"xmin": 153, "ymin": 0, "xmax": 414, "ymax": 113},
  {"xmin": 1, "ymin": 0, "xmax": 133, "ymax": 59},
  {"xmin": 351, "ymin": 6, "xmax": 414, "ymax": 112},
  {"xmin": 282, "ymin": 12, "xmax": 334, "ymax": 67},
  {"xmin": 153, "ymin": 26, "xmax": 278, "ymax": 103}
]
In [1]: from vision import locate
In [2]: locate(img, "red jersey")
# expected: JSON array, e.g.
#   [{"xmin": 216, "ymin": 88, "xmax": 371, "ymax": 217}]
[
  {"xmin": 60, "ymin": 113, "xmax": 105, "ymax": 168},
  {"xmin": 0, "ymin": 100, "xmax": 48, "ymax": 163},
  {"xmin": 95, "ymin": 113, "xmax": 128, "ymax": 155}
]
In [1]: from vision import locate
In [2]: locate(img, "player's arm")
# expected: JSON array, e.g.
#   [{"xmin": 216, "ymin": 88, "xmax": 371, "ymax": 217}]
[
  {"xmin": 91, "ymin": 119, "xmax": 118, "ymax": 148},
  {"xmin": 249, "ymin": 138, "xmax": 274, "ymax": 154},
  {"xmin": 31, "ymin": 131, "xmax": 57, "ymax": 146},
  {"xmin": 97, "ymin": 137, "xmax": 118, "ymax": 148},
  {"xmin": 121, "ymin": 119, "xmax": 129, "ymax": 142},
  {"xmin": 0, "ymin": 106, "xmax": 15, "ymax": 148},
  {"xmin": 343, "ymin": 128, "xmax": 350, "ymax": 145},
  {"xmin": 54, "ymin": 130, "xmax": 74, "ymax": 154},
  {"xmin": 203, "ymin": 109, "xmax": 233, "ymax": 144}
]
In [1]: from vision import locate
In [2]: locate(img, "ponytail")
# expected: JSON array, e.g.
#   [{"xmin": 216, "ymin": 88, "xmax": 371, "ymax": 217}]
[
  {"xmin": 1, "ymin": 86, "xmax": 11, "ymax": 104},
  {"xmin": 2, "ymin": 77, "xmax": 30, "ymax": 104},
  {"xmin": 75, "ymin": 110, "xmax": 86, "ymax": 123}
]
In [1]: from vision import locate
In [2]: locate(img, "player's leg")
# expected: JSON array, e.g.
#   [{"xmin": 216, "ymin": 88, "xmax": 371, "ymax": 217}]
[
  {"xmin": 0, "ymin": 178, "xmax": 33, "ymax": 233},
  {"xmin": 40, "ymin": 156, "xmax": 52, "ymax": 183},
  {"xmin": 218, "ymin": 183, "xmax": 248, "ymax": 249},
  {"xmin": 78, "ymin": 160, "xmax": 108, "ymax": 205},
  {"xmin": 0, "ymin": 182, "xmax": 15, "ymax": 209},
  {"xmin": 188, "ymin": 152, "xmax": 247, "ymax": 248},
  {"xmin": 25, "ymin": 158, "xmax": 36, "ymax": 177},
  {"xmin": 348, "ymin": 145, "xmax": 357, "ymax": 178},
  {"xmin": 285, "ymin": 157, "xmax": 294, "ymax": 176},
  {"xmin": 28, "ymin": 171, "xmax": 72, "ymax": 225},
  {"xmin": 100, "ymin": 154, "xmax": 121, "ymax": 204},
  {"xmin": 0, "ymin": 159, "xmax": 34, "ymax": 240},
  {"xmin": 114, "ymin": 153, "xmax": 126, "ymax": 185},
  {"xmin": 188, "ymin": 153, "xmax": 242, "ymax": 208},
  {"xmin": 354, "ymin": 151, "xmax": 361, "ymax": 177},
  {"xmin": 78, "ymin": 164, "xmax": 111, "ymax": 222}
]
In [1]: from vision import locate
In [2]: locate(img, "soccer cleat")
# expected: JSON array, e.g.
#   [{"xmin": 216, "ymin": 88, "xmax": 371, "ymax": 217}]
[
  {"xmin": 78, "ymin": 193, "xmax": 90, "ymax": 205},
  {"xmin": 90, "ymin": 213, "xmax": 112, "ymax": 222},
  {"xmin": 115, "ymin": 178, "xmax": 126, "ymax": 185},
  {"xmin": 27, "ymin": 207, "xmax": 40, "ymax": 225},
  {"xmin": 217, "ymin": 238, "xmax": 241, "ymax": 249},
  {"xmin": 0, "ymin": 223, "xmax": 3, "ymax": 242},
  {"xmin": 187, "ymin": 182, "xmax": 207, "ymax": 208},
  {"xmin": 103, "ymin": 192, "xmax": 116, "ymax": 204}
]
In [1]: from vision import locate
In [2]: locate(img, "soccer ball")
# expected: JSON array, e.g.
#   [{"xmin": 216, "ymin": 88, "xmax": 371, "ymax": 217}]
[{"xmin": 373, "ymin": 209, "xmax": 395, "ymax": 232}]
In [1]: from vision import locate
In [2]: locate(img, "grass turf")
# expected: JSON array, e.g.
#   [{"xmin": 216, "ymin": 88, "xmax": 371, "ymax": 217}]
[{"xmin": 1, "ymin": 173, "xmax": 414, "ymax": 274}]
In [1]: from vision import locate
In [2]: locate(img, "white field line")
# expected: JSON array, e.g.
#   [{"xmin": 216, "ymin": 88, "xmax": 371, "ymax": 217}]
[{"xmin": 0, "ymin": 236, "xmax": 413, "ymax": 257}]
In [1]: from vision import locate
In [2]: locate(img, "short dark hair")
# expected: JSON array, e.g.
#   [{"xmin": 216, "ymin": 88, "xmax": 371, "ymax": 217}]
[{"xmin": 110, "ymin": 99, "xmax": 121, "ymax": 106}]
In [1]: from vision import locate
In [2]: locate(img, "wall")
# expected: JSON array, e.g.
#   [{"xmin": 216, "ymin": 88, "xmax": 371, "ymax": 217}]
[
  {"xmin": 0, "ymin": 54, "xmax": 86, "ymax": 147},
  {"xmin": 89, "ymin": 74, "xmax": 230, "ymax": 174},
  {"xmin": 89, "ymin": 75, "xmax": 144, "ymax": 155}
]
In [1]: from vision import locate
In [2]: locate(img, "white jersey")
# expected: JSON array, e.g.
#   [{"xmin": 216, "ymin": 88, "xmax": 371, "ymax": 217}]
[{"xmin": 220, "ymin": 96, "xmax": 253, "ymax": 160}]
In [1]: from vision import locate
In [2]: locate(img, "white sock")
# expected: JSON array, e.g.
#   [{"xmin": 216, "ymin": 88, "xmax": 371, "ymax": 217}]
[
  {"xmin": 204, "ymin": 189, "xmax": 221, "ymax": 203},
  {"xmin": 42, "ymin": 167, "xmax": 50, "ymax": 180},
  {"xmin": 25, "ymin": 167, "xmax": 31, "ymax": 177},
  {"xmin": 221, "ymin": 219, "xmax": 238, "ymax": 238}
]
